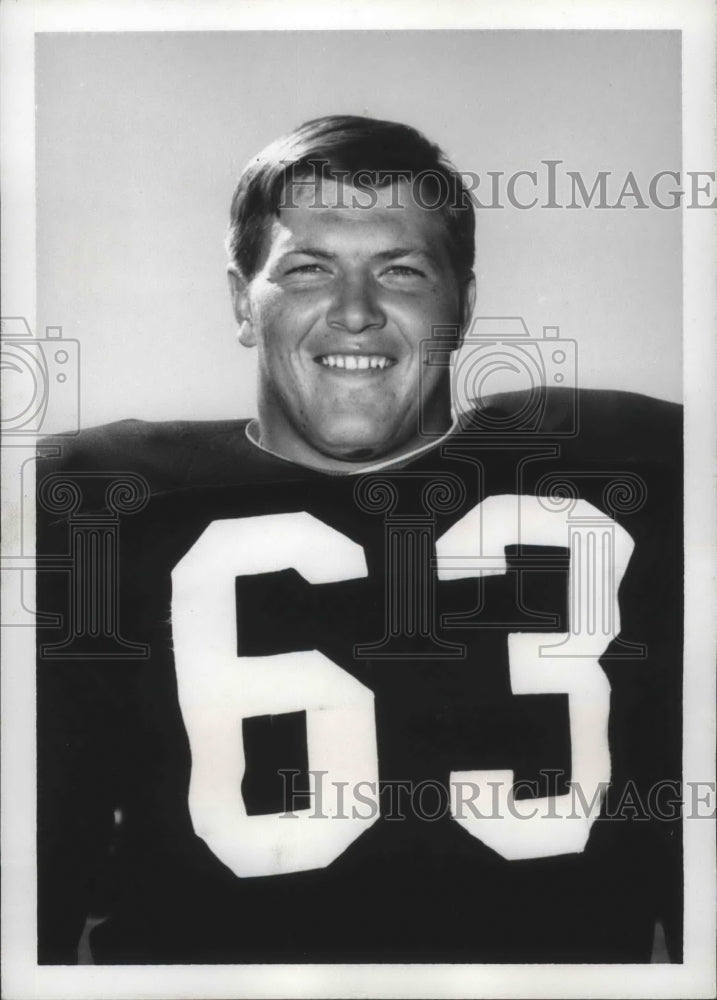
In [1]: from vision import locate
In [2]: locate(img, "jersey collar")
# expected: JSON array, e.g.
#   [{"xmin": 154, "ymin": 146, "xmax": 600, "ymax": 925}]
[{"xmin": 244, "ymin": 415, "xmax": 459, "ymax": 476}]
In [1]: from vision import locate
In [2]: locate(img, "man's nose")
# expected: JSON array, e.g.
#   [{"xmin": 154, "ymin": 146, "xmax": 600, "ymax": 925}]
[{"xmin": 326, "ymin": 274, "xmax": 386, "ymax": 334}]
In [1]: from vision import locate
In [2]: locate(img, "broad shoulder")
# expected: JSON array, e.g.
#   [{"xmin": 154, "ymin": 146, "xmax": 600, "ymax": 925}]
[
  {"xmin": 472, "ymin": 387, "xmax": 681, "ymax": 463},
  {"xmin": 36, "ymin": 418, "xmax": 263, "ymax": 494}
]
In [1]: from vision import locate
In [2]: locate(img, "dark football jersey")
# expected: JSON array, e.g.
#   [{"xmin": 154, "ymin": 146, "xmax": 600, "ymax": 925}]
[{"xmin": 36, "ymin": 388, "xmax": 683, "ymax": 965}]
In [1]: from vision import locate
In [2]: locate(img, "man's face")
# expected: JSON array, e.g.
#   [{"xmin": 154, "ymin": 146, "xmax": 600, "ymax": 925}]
[{"xmin": 229, "ymin": 179, "xmax": 475, "ymax": 469}]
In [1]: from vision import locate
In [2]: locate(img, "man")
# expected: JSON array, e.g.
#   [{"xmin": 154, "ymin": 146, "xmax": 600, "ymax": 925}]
[
  {"xmin": 225, "ymin": 117, "xmax": 474, "ymax": 469},
  {"xmin": 36, "ymin": 115, "xmax": 682, "ymax": 964}
]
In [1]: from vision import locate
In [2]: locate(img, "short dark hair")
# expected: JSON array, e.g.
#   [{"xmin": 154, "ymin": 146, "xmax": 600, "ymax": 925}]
[{"xmin": 227, "ymin": 114, "xmax": 475, "ymax": 282}]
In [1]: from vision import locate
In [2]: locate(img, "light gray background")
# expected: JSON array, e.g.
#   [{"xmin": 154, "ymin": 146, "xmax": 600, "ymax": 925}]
[{"xmin": 36, "ymin": 30, "xmax": 682, "ymax": 430}]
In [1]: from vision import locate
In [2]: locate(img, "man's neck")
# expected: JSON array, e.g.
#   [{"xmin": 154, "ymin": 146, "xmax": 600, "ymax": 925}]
[{"xmin": 247, "ymin": 418, "xmax": 457, "ymax": 474}]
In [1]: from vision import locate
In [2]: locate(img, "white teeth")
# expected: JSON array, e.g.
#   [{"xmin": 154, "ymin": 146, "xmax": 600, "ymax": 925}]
[{"xmin": 319, "ymin": 354, "xmax": 392, "ymax": 370}]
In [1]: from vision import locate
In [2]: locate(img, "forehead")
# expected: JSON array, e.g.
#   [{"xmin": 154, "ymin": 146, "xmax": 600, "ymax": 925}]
[{"xmin": 263, "ymin": 179, "xmax": 451, "ymax": 260}]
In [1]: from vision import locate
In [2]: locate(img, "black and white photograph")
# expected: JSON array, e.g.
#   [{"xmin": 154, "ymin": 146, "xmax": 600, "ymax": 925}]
[{"xmin": 1, "ymin": 2, "xmax": 715, "ymax": 998}]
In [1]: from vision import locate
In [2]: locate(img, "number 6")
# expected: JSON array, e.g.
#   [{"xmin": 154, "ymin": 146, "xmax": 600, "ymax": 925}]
[{"xmin": 171, "ymin": 512, "xmax": 379, "ymax": 878}]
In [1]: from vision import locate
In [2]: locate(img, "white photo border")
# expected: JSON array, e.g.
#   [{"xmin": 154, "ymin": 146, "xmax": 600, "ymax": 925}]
[{"xmin": 1, "ymin": 1, "xmax": 715, "ymax": 998}]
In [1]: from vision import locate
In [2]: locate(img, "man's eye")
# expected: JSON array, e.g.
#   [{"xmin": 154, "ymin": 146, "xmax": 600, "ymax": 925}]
[
  {"xmin": 286, "ymin": 264, "xmax": 327, "ymax": 275},
  {"xmin": 383, "ymin": 265, "xmax": 425, "ymax": 277}
]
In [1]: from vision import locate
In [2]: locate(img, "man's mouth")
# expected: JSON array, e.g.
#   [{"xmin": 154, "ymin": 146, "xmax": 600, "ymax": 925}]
[{"xmin": 315, "ymin": 354, "xmax": 396, "ymax": 371}]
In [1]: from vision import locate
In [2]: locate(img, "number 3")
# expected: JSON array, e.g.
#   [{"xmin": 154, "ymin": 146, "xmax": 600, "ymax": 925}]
[{"xmin": 436, "ymin": 495, "xmax": 634, "ymax": 860}]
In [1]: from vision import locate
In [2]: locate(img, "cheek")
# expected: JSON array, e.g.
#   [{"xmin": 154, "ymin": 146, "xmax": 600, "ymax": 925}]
[
  {"xmin": 255, "ymin": 298, "xmax": 321, "ymax": 355},
  {"xmin": 426, "ymin": 287, "xmax": 462, "ymax": 319},
  {"xmin": 396, "ymin": 291, "xmax": 460, "ymax": 336},
  {"xmin": 421, "ymin": 292, "xmax": 464, "ymax": 358}
]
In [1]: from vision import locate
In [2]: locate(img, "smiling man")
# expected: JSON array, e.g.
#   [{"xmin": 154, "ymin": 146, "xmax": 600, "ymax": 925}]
[
  {"xmin": 226, "ymin": 117, "xmax": 475, "ymax": 468},
  {"xmin": 36, "ymin": 116, "xmax": 682, "ymax": 966}
]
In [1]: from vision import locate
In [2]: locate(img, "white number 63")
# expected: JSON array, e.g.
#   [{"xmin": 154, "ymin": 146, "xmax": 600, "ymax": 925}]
[{"xmin": 172, "ymin": 497, "xmax": 634, "ymax": 875}]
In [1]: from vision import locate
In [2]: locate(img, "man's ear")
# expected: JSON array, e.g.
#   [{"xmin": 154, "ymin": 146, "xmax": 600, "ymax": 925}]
[
  {"xmin": 459, "ymin": 272, "xmax": 477, "ymax": 344},
  {"xmin": 227, "ymin": 265, "xmax": 256, "ymax": 347}
]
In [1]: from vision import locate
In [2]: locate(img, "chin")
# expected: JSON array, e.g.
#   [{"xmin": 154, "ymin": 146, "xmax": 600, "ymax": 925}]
[
  {"xmin": 311, "ymin": 419, "xmax": 400, "ymax": 464},
  {"xmin": 315, "ymin": 436, "xmax": 390, "ymax": 464}
]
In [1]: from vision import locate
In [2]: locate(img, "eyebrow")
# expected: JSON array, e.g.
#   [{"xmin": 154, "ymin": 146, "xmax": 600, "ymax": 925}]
[
  {"xmin": 374, "ymin": 248, "xmax": 437, "ymax": 264},
  {"xmin": 281, "ymin": 247, "xmax": 335, "ymax": 261}
]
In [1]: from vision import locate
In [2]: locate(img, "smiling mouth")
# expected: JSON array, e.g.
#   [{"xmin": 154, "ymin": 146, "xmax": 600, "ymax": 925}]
[{"xmin": 315, "ymin": 354, "xmax": 396, "ymax": 371}]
